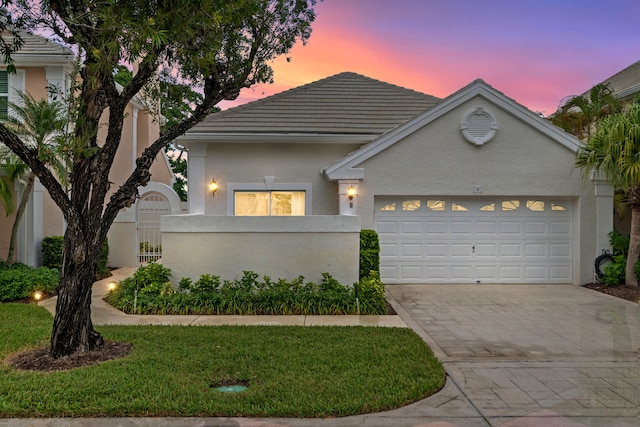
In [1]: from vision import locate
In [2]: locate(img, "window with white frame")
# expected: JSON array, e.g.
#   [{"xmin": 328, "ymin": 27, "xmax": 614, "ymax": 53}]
[
  {"xmin": 235, "ymin": 191, "xmax": 306, "ymax": 216},
  {"xmin": 0, "ymin": 70, "xmax": 8, "ymax": 117}
]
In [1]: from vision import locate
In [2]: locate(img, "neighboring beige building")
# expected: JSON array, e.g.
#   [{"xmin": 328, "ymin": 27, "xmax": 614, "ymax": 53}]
[
  {"xmin": 165, "ymin": 73, "xmax": 609, "ymax": 286},
  {"xmin": 0, "ymin": 33, "xmax": 182, "ymax": 267}
]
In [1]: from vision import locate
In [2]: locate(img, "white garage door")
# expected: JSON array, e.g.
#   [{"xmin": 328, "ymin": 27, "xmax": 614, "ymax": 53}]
[{"xmin": 374, "ymin": 197, "xmax": 574, "ymax": 284}]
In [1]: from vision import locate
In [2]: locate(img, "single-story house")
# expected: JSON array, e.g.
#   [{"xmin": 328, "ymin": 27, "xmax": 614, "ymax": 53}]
[{"xmin": 162, "ymin": 72, "xmax": 611, "ymax": 286}]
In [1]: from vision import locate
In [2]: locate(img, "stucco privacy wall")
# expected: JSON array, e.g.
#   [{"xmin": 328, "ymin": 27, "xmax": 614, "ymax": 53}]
[
  {"xmin": 351, "ymin": 95, "xmax": 598, "ymax": 284},
  {"xmin": 161, "ymin": 215, "xmax": 361, "ymax": 285}
]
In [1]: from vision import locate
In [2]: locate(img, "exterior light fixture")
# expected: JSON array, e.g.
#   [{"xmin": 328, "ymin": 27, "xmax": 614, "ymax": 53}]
[
  {"xmin": 108, "ymin": 282, "xmax": 117, "ymax": 291},
  {"xmin": 347, "ymin": 185, "xmax": 357, "ymax": 208},
  {"xmin": 347, "ymin": 185, "xmax": 356, "ymax": 200},
  {"xmin": 33, "ymin": 291, "xmax": 42, "ymax": 301},
  {"xmin": 209, "ymin": 178, "xmax": 218, "ymax": 195}
]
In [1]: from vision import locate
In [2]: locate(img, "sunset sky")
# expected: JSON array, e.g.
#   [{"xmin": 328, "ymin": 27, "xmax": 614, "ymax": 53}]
[{"xmin": 220, "ymin": 0, "xmax": 640, "ymax": 116}]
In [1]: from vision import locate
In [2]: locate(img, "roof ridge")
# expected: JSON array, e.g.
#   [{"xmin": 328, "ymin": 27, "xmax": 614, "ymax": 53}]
[
  {"xmin": 2, "ymin": 30, "xmax": 75, "ymax": 56},
  {"xmin": 215, "ymin": 71, "xmax": 438, "ymax": 118}
]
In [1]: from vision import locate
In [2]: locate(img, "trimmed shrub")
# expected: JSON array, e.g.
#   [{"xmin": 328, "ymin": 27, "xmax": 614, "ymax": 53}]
[
  {"xmin": 0, "ymin": 263, "xmax": 59, "ymax": 302},
  {"xmin": 105, "ymin": 267, "xmax": 389, "ymax": 316},
  {"xmin": 360, "ymin": 229, "xmax": 380, "ymax": 279},
  {"xmin": 41, "ymin": 236, "xmax": 64, "ymax": 270},
  {"xmin": 41, "ymin": 235, "xmax": 109, "ymax": 276}
]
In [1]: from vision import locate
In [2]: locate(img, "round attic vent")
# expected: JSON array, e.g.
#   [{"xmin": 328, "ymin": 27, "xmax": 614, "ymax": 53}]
[{"xmin": 460, "ymin": 107, "xmax": 499, "ymax": 145}]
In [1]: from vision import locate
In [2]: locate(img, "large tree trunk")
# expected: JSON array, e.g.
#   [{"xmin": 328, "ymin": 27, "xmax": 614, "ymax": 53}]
[
  {"xmin": 7, "ymin": 172, "xmax": 35, "ymax": 262},
  {"xmin": 624, "ymin": 204, "xmax": 640, "ymax": 289},
  {"xmin": 49, "ymin": 226, "xmax": 104, "ymax": 358}
]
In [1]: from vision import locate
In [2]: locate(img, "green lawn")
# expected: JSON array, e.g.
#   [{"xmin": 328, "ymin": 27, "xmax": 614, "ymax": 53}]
[{"xmin": 0, "ymin": 303, "xmax": 445, "ymax": 418}]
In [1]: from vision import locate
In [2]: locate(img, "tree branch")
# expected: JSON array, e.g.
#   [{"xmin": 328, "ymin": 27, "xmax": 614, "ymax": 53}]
[{"xmin": 0, "ymin": 123, "xmax": 73, "ymax": 220}]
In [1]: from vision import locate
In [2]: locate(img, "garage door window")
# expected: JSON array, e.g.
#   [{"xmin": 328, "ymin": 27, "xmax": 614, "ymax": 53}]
[{"xmin": 427, "ymin": 200, "xmax": 445, "ymax": 211}]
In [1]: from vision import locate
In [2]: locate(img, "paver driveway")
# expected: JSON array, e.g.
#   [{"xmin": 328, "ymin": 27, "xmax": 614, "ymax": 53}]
[{"xmin": 383, "ymin": 283, "xmax": 640, "ymax": 426}]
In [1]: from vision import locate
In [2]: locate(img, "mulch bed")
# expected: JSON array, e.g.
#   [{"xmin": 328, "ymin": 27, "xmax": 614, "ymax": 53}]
[
  {"xmin": 7, "ymin": 341, "xmax": 133, "ymax": 372},
  {"xmin": 582, "ymin": 283, "xmax": 640, "ymax": 303}
]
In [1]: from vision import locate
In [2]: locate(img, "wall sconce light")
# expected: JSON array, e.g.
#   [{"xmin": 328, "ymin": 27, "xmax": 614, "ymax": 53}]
[
  {"xmin": 347, "ymin": 185, "xmax": 357, "ymax": 208},
  {"xmin": 347, "ymin": 185, "xmax": 356, "ymax": 200},
  {"xmin": 209, "ymin": 177, "xmax": 218, "ymax": 196}
]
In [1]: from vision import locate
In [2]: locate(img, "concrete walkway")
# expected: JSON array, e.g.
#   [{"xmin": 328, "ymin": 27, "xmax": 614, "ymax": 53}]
[{"xmin": 5, "ymin": 279, "xmax": 639, "ymax": 426}]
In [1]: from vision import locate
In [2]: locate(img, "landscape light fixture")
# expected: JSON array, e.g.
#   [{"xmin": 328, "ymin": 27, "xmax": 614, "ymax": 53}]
[{"xmin": 33, "ymin": 291, "xmax": 42, "ymax": 301}]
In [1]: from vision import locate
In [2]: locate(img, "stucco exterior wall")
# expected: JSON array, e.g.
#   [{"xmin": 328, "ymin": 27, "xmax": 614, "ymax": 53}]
[
  {"xmin": 107, "ymin": 221, "xmax": 137, "ymax": 268},
  {"xmin": 202, "ymin": 142, "xmax": 360, "ymax": 216},
  {"xmin": 24, "ymin": 68, "xmax": 48, "ymax": 99},
  {"xmin": 42, "ymin": 189, "xmax": 63, "ymax": 238},
  {"xmin": 161, "ymin": 215, "xmax": 361, "ymax": 285},
  {"xmin": 350, "ymin": 96, "xmax": 598, "ymax": 284}
]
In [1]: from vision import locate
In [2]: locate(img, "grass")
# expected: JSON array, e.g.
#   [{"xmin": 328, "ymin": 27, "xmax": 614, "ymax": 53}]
[{"xmin": 0, "ymin": 303, "xmax": 446, "ymax": 418}]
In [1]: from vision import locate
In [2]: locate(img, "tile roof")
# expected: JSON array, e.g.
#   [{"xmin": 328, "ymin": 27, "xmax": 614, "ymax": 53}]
[
  {"xmin": 594, "ymin": 60, "xmax": 640, "ymax": 101},
  {"xmin": 186, "ymin": 72, "xmax": 441, "ymax": 137},
  {"xmin": 3, "ymin": 31, "xmax": 74, "ymax": 56}
]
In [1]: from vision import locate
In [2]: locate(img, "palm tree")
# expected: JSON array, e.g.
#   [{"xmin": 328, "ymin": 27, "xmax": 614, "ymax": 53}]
[
  {"xmin": 576, "ymin": 103, "xmax": 640, "ymax": 289},
  {"xmin": 0, "ymin": 91, "xmax": 65, "ymax": 262},
  {"xmin": 551, "ymin": 83, "xmax": 622, "ymax": 141}
]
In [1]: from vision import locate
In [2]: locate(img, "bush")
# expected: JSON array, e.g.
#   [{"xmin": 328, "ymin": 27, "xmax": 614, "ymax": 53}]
[
  {"xmin": 360, "ymin": 229, "xmax": 380, "ymax": 279},
  {"xmin": 0, "ymin": 263, "xmax": 59, "ymax": 302},
  {"xmin": 41, "ymin": 235, "xmax": 109, "ymax": 277},
  {"xmin": 97, "ymin": 237, "xmax": 110, "ymax": 277},
  {"xmin": 41, "ymin": 236, "xmax": 64, "ymax": 270},
  {"xmin": 600, "ymin": 230, "xmax": 640, "ymax": 286},
  {"xmin": 105, "ymin": 268, "xmax": 389, "ymax": 316}
]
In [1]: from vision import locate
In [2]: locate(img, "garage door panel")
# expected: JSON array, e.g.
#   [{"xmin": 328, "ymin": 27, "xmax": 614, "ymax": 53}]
[
  {"xmin": 425, "ymin": 265, "xmax": 447, "ymax": 279},
  {"xmin": 549, "ymin": 243, "xmax": 571, "ymax": 257},
  {"xmin": 550, "ymin": 266, "xmax": 572, "ymax": 280},
  {"xmin": 475, "ymin": 266, "xmax": 498, "ymax": 279},
  {"xmin": 525, "ymin": 221, "xmax": 546, "ymax": 235},
  {"xmin": 380, "ymin": 243, "xmax": 398, "ymax": 257},
  {"xmin": 450, "ymin": 266, "xmax": 473, "ymax": 280},
  {"xmin": 380, "ymin": 266, "xmax": 397, "ymax": 279},
  {"xmin": 525, "ymin": 244, "xmax": 546, "ymax": 257},
  {"xmin": 426, "ymin": 243, "xmax": 447, "ymax": 257},
  {"xmin": 475, "ymin": 221, "xmax": 497, "ymax": 234},
  {"xmin": 525, "ymin": 266, "xmax": 547, "ymax": 280},
  {"xmin": 451, "ymin": 244, "xmax": 472, "ymax": 257},
  {"xmin": 401, "ymin": 243, "xmax": 422, "ymax": 257},
  {"xmin": 500, "ymin": 266, "xmax": 522, "ymax": 280},
  {"xmin": 426, "ymin": 221, "xmax": 448, "ymax": 234},
  {"xmin": 550, "ymin": 221, "xmax": 571, "ymax": 234},
  {"xmin": 500, "ymin": 222, "xmax": 522, "ymax": 235},
  {"xmin": 376, "ymin": 221, "xmax": 397, "ymax": 234},
  {"xmin": 450, "ymin": 221, "xmax": 473, "ymax": 235},
  {"xmin": 474, "ymin": 244, "xmax": 497, "ymax": 256},
  {"xmin": 500, "ymin": 244, "xmax": 522, "ymax": 257},
  {"xmin": 400, "ymin": 265, "xmax": 423, "ymax": 279},
  {"xmin": 375, "ymin": 197, "xmax": 573, "ymax": 284},
  {"xmin": 401, "ymin": 221, "xmax": 422, "ymax": 234}
]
